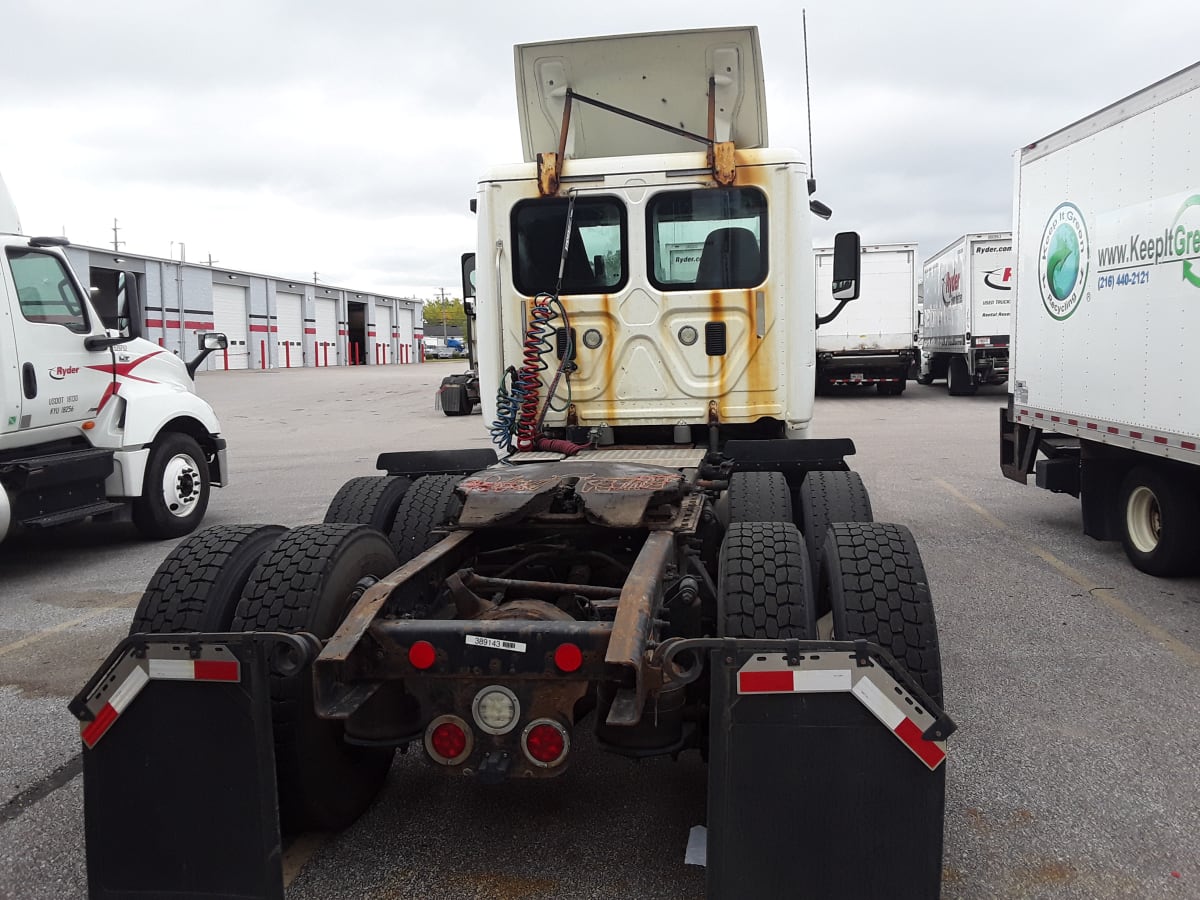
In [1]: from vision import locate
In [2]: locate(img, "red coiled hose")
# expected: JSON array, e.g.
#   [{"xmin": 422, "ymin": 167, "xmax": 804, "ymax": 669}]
[{"xmin": 515, "ymin": 296, "xmax": 557, "ymax": 452}]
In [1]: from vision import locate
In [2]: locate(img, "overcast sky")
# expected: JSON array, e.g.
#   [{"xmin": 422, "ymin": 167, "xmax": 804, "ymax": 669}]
[{"xmin": 1, "ymin": 1, "xmax": 1196, "ymax": 300}]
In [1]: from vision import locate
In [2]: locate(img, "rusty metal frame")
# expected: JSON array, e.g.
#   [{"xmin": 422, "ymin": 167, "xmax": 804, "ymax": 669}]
[
  {"xmin": 536, "ymin": 86, "xmax": 736, "ymax": 195},
  {"xmin": 602, "ymin": 530, "xmax": 674, "ymax": 726}
]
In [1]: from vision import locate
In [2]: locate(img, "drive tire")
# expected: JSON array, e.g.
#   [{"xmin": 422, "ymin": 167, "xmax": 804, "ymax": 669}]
[
  {"xmin": 132, "ymin": 432, "xmax": 211, "ymax": 539},
  {"xmin": 727, "ymin": 471, "xmax": 792, "ymax": 525},
  {"xmin": 324, "ymin": 475, "xmax": 411, "ymax": 533},
  {"xmin": 130, "ymin": 524, "xmax": 288, "ymax": 635},
  {"xmin": 717, "ymin": 521, "xmax": 816, "ymax": 639},
  {"xmin": 231, "ymin": 523, "xmax": 400, "ymax": 833},
  {"xmin": 389, "ymin": 474, "xmax": 463, "ymax": 563},
  {"xmin": 947, "ymin": 356, "xmax": 977, "ymax": 396},
  {"xmin": 1119, "ymin": 466, "xmax": 1200, "ymax": 576},
  {"xmin": 915, "ymin": 373, "xmax": 934, "ymax": 386},
  {"xmin": 821, "ymin": 522, "xmax": 943, "ymax": 706},
  {"xmin": 797, "ymin": 470, "xmax": 873, "ymax": 615}
]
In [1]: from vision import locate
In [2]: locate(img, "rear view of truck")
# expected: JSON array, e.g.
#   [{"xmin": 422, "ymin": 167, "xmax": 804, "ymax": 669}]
[
  {"xmin": 1001, "ymin": 62, "xmax": 1200, "ymax": 576},
  {"xmin": 814, "ymin": 242, "xmax": 917, "ymax": 394},
  {"xmin": 918, "ymin": 232, "xmax": 1013, "ymax": 394},
  {"xmin": 70, "ymin": 28, "xmax": 954, "ymax": 900}
]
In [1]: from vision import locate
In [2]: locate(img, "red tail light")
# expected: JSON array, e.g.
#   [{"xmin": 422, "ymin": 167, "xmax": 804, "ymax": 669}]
[
  {"xmin": 424, "ymin": 715, "xmax": 473, "ymax": 765},
  {"xmin": 408, "ymin": 640, "xmax": 436, "ymax": 670},
  {"xmin": 553, "ymin": 642, "xmax": 583, "ymax": 673},
  {"xmin": 522, "ymin": 719, "xmax": 569, "ymax": 767}
]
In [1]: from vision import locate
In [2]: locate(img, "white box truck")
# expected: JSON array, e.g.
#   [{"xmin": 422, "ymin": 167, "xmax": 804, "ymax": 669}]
[
  {"xmin": 813, "ymin": 241, "xmax": 917, "ymax": 395},
  {"xmin": 0, "ymin": 172, "xmax": 229, "ymax": 543},
  {"xmin": 1000, "ymin": 62, "xmax": 1200, "ymax": 576},
  {"xmin": 918, "ymin": 232, "xmax": 1013, "ymax": 394}
]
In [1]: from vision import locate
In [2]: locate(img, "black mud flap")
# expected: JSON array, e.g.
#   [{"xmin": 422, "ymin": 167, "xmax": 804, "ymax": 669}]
[
  {"xmin": 68, "ymin": 632, "xmax": 317, "ymax": 900},
  {"xmin": 703, "ymin": 641, "xmax": 951, "ymax": 900}
]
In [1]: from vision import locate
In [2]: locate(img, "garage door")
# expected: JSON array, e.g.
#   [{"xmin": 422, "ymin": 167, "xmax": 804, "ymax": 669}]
[
  {"xmin": 315, "ymin": 297, "xmax": 339, "ymax": 366},
  {"xmin": 212, "ymin": 283, "xmax": 249, "ymax": 370},
  {"xmin": 375, "ymin": 302, "xmax": 393, "ymax": 364},
  {"xmin": 276, "ymin": 292, "xmax": 304, "ymax": 368},
  {"xmin": 395, "ymin": 305, "xmax": 415, "ymax": 363}
]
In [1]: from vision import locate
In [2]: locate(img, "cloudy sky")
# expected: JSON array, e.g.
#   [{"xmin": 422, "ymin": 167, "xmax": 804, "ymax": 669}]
[{"xmin": 0, "ymin": 1, "xmax": 1196, "ymax": 300}]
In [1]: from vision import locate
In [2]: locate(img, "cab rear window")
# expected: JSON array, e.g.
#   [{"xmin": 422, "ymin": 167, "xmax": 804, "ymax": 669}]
[
  {"xmin": 512, "ymin": 197, "xmax": 626, "ymax": 297},
  {"xmin": 647, "ymin": 187, "xmax": 768, "ymax": 291}
]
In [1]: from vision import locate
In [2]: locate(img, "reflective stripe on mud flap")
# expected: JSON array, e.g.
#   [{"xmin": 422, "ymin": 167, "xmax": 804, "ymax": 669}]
[
  {"xmin": 78, "ymin": 644, "xmax": 241, "ymax": 748},
  {"xmin": 736, "ymin": 652, "xmax": 947, "ymax": 770}
]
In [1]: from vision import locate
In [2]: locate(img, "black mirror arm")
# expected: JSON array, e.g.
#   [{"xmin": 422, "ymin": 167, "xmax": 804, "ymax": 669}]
[
  {"xmin": 816, "ymin": 299, "xmax": 853, "ymax": 328},
  {"xmin": 186, "ymin": 348, "xmax": 218, "ymax": 378}
]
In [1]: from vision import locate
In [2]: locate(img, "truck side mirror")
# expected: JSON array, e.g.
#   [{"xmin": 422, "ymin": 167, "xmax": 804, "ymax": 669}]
[
  {"xmin": 461, "ymin": 252, "xmax": 477, "ymax": 318},
  {"xmin": 186, "ymin": 332, "xmax": 228, "ymax": 378},
  {"xmin": 831, "ymin": 232, "xmax": 861, "ymax": 301}
]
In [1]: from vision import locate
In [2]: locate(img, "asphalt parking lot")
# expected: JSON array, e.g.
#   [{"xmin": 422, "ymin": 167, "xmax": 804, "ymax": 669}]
[{"xmin": 2, "ymin": 363, "xmax": 1198, "ymax": 899}]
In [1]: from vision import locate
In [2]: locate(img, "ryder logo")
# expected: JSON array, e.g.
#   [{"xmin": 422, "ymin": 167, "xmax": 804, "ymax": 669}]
[
  {"xmin": 1039, "ymin": 201, "xmax": 1090, "ymax": 320},
  {"xmin": 940, "ymin": 270, "xmax": 962, "ymax": 305},
  {"xmin": 984, "ymin": 267, "xmax": 1013, "ymax": 290},
  {"xmin": 48, "ymin": 365, "xmax": 80, "ymax": 380}
]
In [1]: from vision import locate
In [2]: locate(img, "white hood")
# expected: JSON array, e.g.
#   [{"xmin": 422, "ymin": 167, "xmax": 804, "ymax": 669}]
[
  {"xmin": 0, "ymin": 173, "xmax": 21, "ymax": 236},
  {"xmin": 514, "ymin": 27, "xmax": 767, "ymax": 163}
]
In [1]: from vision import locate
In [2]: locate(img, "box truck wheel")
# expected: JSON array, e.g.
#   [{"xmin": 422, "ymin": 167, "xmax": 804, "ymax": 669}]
[
  {"xmin": 1119, "ymin": 466, "xmax": 1200, "ymax": 576},
  {"xmin": 797, "ymin": 471, "xmax": 874, "ymax": 615},
  {"xmin": 231, "ymin": 523, "xmax": 400, "ymax": 832},
  {"xmin": 821, "ymin": 522, "xmax": 943, "ymax": 705},
  {"xmin": 389, "ymin": 474, "xmax": 463, "ymax": 563},
  {"xmin": 130, "ymin": 524, "xmax": 288, "ymax": 635},
  {"xmin": 324, "ymin": 475, "xmax": 412, "ymax": 533},
  {"xmin": 132, "ymin": 432, "xmax": 211, "ymax": 539},
  {"xmin": 727, "ymin": 471, "xmax": 792, "ymax": 524},
  {"xmin": 947, "ymin": 356, "xmax": 977, "ymax": 397},
  {"xmin": 717, "ymin": 521, "xmax": 816, "ymax": 639}
]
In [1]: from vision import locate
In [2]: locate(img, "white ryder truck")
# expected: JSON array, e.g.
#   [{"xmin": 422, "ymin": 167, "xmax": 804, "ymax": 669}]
[
  {"xmin": 918, "ymin": 232, "xmax": 1013, "ymax": 394},
  {"xmin": 74, "ymin": 29, "xmax": 954, "ymax": 900},
  {"xmin": 814, "ymin": 241, "xmax": 917, "ymax": 394},
  {"xmin": 1001, "ymin": 62, "xmax": 1200, "ymax": 576},
  {"xmin": 0, "ymin": 173, "xmax": 228, "ymax": 543}
]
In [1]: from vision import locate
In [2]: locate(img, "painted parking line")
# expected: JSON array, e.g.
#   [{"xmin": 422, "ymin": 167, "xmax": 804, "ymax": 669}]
[
  {"xmin": 934, "ymin": 477, "xmax": 1200, "ymax": 669},
  {"xmin": 0, "ymin": 607, "xmax": 127, "ymax": 659}
]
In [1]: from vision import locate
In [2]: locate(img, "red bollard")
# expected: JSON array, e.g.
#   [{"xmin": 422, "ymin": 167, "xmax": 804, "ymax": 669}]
[
  {"xmin": 260, "ymin": 340, "xmax": 267, "ymax": 370},
  {"xmin": 323, "ymin": 343, "xmax": 329, "ymax": 367},
  {"xmin": 314, "ymin": 340, "xmax": 319, "ymax": 367},
  {"xmin": 285, "ymin": 342, "xmax": 291, "ymax": 368},
  {"xmin": 223, "ymin": 347, "xmax": 229, "ymax": 371}
]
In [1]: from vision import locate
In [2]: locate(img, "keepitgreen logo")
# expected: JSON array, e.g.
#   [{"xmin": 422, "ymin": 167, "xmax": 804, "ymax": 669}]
[{"xmin": 1039, "ymin": 202, "xmax": 1090, "ymax": 320}]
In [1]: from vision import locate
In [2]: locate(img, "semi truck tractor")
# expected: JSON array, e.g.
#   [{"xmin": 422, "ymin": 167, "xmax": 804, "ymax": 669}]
[
  {"xmin": 0, "ymin": 173, "xmax": 228, "ymax": 543},
  {"xmin": 814, "ymin": 241, "xmax": 917, "ymax": 394},
  {"xmin": 72, "ymin": 28, "xmax": 954, "ymax": 899},
  {"xmin": 918, "ymin": 232, "xmax": 1013, "ymax": 394},
  {"xmin": 1001, "ymin": 62, "xmax": 1200, "ymax": 577}
]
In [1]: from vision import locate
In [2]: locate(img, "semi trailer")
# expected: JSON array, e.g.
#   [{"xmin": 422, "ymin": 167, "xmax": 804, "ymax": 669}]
[
  {"xmin": 1001, "ymin": 61, "xmax": 1200, "ymax": 577},
  {"xmin": 814, "ymin": 241, "xmax": 917, "ymax": 394},
  {"xmin": 0, "ymin": 172, "xmax": 228, "ymax": 544},
  {"xmin": 72, "ymin": 28, "xmax": 954, "ymax": 899},
  {"xmin": 918, "ymin": 232, "xmax": 1013, "ymax": 394}
]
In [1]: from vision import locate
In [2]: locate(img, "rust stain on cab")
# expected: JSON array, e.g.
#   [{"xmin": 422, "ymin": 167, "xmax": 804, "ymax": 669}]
[
  {"xmin": 708, "ymin": 290, "xmax": 727, "ymax": 417},
  {"xmin": 597, "ymin": 293, "xmax": 616, "ymax": 423}
]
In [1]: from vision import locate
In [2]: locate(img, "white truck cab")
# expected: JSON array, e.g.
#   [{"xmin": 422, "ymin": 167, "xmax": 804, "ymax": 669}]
[
  {"xmin": 474, "ymin": 28, "xmax": 859, "ymax": 450},
  {"xmin": 0, "ymin": 173, "xmax": 228, "ymax": 543}
]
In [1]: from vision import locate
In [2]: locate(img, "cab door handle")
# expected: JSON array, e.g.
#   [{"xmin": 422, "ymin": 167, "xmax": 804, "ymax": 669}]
[{"xmin": 21, "ymin": 363, "xmax": 37, "ymax": 399}]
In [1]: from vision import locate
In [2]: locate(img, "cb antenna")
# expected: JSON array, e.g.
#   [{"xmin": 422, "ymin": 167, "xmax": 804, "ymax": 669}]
[{"xmin": 803, "ymin": 10, "xmax": 817, "ymax": 196}]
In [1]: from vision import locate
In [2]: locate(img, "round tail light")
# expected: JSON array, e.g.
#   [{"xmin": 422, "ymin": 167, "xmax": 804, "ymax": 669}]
[
  {"xmin": 425, "ymin": 715, "xmax": 473, "ymax": 765},
  {"xmin": 408, "ymin": 640, "xmax": 436, "ymax": 670},
  {"xmin": 522, "ymin": 719, "xmax": 569, "ymax": 767},
  {"xmin": 553, "ymin": 642, "xmax": 583, "ymax": 673},
  {"xmin": 472, "ymin": 685, "xmax": 520, "ymax": 735}
]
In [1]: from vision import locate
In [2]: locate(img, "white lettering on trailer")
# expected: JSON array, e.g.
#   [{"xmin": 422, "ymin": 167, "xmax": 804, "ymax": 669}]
[{"xmin": 465, "ymin": 635, "xmax": 527, "ymax": 653}]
